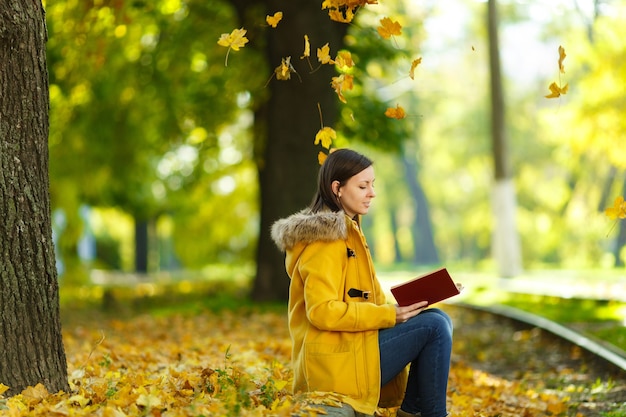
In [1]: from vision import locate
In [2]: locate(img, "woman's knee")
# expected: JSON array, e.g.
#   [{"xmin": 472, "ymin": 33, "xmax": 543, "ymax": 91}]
[{"xmin": 422, "ymin": 308, "xmax": 453, "ymax": 338}]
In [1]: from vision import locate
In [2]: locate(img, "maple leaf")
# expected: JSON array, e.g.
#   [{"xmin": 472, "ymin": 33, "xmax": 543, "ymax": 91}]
[
  {"xmin": 558, "ymin": 45, "xmax": 566, "ymax": 73},
  {"xmin": 605, "ymin": 196, "xmax": 626, "ymax": 220},
  {"xmin": 217, "ymin": 28, "xmax": 249, "ymax": 66},
  {"xmin": 321, "ymin": 0, "xmax": 377, "ymax": 23},
  {"xmin": 21, "ymin": 383, "xmax": 49, "ymax": 406},
  {"xmin": 317, "ymin": 43, "xmax": 334, "ymax": 65},
  {"xmin": 330, "ymin": 74, "xmax": 354, "ymax": 103},
  {"xmin": 315, "ymin": 127, "xmax": 337, "ymax": 149},
  {"xmin": 266, "ymin": 11, "xmax": 283, "ymax": 28},
  {"xmin": 545, "ymin": 81, "xmax": 568, "ymax": 98},
  {"xmin": 334, "ymin": 51, "xmax": 354, "ymax": 71},
  {"xmin": 273, "ymin": 56, "xmax": 300, "ymax": 82},
  {"xmin": 409, "ymin": 57, "xmax": 422, "ymax": 80},
  {"xmin": 385, "ymin": 104, "xmax": 406, "ymax": 119},
  {"xmin": 377, "ymin": 17, "xmax": 402, "ymax": 39}
]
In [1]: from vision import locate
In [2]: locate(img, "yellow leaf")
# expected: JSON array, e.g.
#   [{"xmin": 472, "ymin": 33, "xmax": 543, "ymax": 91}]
[
  {"xmin": 377, "ymin": 17, "xmax": 402, "ymax": 39},
  {"xmin": 217, "ymin": 28, "xmax": 249, "ymax": 51},
  {"xmin": 605, "ymin": 196, "xmax": 626, "ymax": 220},
  {"xmin": 68, "ymin": 394, "xmax": 91, "ymax": 407},
  {"xmin": 317, "ymin": 43, "xmax": 334, "ymax": 65},
  {"xmin": 21, "ymin": 383, "xmax": 49, "ymax": 405},
  {"xmin": 558, "ymin": 45, "xmax": 566, "ymax": 73},
  {"xmin": 318, "ymin": 151, "xmax": 328, "ymax": 166},
  {"xmin": 0, "ymin": 383, "xmax": 9, "ymax": 395},
  {"xmin": 217, "ymin": 28, "xmax": 249, "ymax": 66},
  {"xmin": 301, "ymin": 35, "xmax": 311, "ymax": 59},
  {"xmin": 322, "ymin": 0, "xmax": 377, "ymax": 23},
  {"xmin": 266, "ymin": 11, "xmax": 283, "ymax": 28},
  {"xmin": 274, "ymin": 379, "xmax": 289, "ymax": 391},
  {"xmin": 385, "ymin": 104, "xmax": 406, "ymax": 119},
  {"xmin": 135, "ymin": 386, "xmax": 163, "ymax": 410},
  {"xmin": 545, "ymin": 82, "xmax": 568, "ymax": 98},
  {"xmin": 334, "ymin": 51, "xmax": 354, "ymax": 70},
  {"xmin": 330, "ymin": 74, "xmax": 353, "ymax": 103},
  {"xmin": 409, "ymin": 57, "xmax": 422, "ymax": 80},
  {"xmin": 315, "ymin": 127, "xmax": 337, "ymax": 149},
  {"xmin": 276, "ymin": 56, "xmax": 297, "ymax": 80}
]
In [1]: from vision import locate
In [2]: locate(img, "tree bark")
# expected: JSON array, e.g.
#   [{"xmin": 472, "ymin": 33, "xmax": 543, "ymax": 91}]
[
  {"xmin": 0, "ymin": 0, "xmax": 69, "ymax": 395},
  {"xmin": 231, "ymin": 0, "xmax": 348, "ymax": 301}
]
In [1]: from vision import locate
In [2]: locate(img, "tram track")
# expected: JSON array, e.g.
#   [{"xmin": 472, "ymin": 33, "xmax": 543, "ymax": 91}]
[{"xmin": 445, "ymin": 302, "xmax": 626, "ymax": 416}]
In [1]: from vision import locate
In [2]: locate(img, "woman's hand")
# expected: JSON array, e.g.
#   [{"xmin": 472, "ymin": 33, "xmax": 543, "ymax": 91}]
[{"xmin": 395, "ymin": 301, "xmax": 428, "ymax": 325}]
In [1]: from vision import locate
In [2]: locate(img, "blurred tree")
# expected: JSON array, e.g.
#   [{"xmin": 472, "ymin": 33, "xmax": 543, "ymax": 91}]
[
  {"xmin": 46, "ymin": 0, "xmax": 263, "ymax": 279},
  {"xmin": 487, "ymin": 0, "xmax": 522, "ymax": 276},
  {"xmin": 0, "ymin": 0, "xmax": 69, "ymax": 395}
]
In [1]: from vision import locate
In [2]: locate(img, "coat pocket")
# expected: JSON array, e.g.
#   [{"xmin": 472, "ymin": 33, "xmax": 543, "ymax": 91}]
[{"xmin": 303, "ymin": 342, "xmax": 361, "ymax": 398}]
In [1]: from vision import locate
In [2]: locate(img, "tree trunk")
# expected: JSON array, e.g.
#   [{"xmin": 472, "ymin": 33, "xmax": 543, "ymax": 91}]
[
  {"xmin": 135, "ymin": 218, "xmax": 149, "ymax": 273},
  {"xmin": 401, "ymin": 151, "xmax": 439, "ymax": 265},
  {"xmin": 231, "ymin": 0, "xmax": 348, "ymax": 301},
  {"xmin": 0, "ymin": 0, "xmax": 69, "ymax": 395},
  {"xmin": 487, "ymin": 0, "xmax": 522, "ymax": 277}
]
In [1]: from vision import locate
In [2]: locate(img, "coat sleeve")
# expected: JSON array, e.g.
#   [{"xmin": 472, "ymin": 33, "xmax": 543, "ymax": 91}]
[{"xmin": 298, "ymin": 239, "xmax": 396, "ymax": 332}]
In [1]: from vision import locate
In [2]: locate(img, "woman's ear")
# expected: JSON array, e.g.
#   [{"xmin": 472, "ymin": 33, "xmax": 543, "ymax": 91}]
[{"xmin": 331, "ymin": 180, "xmax": 340, "ymax": 197}]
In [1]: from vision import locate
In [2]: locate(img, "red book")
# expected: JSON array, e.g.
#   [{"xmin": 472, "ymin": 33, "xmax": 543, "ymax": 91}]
[{"xmin": 390, "ymin": 267, "xmax": 460, "ymax": 307}]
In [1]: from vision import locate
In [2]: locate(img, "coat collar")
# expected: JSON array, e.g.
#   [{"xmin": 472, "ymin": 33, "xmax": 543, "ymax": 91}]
[{"xmin": 271, "ymin": 209, "xmax": 351, "ymax": 251}]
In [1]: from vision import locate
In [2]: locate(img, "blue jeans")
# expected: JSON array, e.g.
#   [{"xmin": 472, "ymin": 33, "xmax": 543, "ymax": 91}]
[{"xmin": 379, "ymin": 308, "xmax": 453, "ymax": 417}]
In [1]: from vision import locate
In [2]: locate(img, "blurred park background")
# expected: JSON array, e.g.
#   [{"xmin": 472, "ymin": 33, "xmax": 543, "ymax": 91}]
[{"xmin": 43, "ymin": 0, "xmax": 626, "ymax": 305}]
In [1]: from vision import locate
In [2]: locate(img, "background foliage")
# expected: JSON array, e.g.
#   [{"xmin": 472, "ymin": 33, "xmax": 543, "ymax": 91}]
[{"xmin": 44, "ymin": 0, "xmax": 626, "ymax": 284}]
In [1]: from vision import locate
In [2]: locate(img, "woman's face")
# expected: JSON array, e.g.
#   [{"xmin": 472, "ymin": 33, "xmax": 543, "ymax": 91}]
[{"xmin": 335, "ymin": 165, "xmax": 376, "ymax": 218}]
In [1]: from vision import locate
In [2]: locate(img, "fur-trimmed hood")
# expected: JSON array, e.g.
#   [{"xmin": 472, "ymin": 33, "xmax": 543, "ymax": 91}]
[{"xmin": 271, "ymin": 209, "xmax": 348, "ymax": 252}]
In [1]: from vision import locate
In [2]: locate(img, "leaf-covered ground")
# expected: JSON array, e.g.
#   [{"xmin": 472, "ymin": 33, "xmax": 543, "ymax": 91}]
[{"xmin": 1, "ymin": 302, "xmax": 624, "ymax": 416}]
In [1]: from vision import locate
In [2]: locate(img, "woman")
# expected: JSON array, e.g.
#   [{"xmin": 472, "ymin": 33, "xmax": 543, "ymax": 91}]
[{"xmin": 271, "ymin": 149, "xmax": 453, "ymax": 417}]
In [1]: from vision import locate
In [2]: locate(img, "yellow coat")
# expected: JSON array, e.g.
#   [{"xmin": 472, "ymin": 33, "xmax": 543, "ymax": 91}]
[{"xmin": 272, "ymin": 210, "xmax": 407, "ymax": 415}]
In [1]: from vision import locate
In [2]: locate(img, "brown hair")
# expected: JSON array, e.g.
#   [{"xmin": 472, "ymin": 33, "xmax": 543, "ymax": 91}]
[{"xmin": 309, "ymin": 149, "xmax": 373, "ymax": 213}]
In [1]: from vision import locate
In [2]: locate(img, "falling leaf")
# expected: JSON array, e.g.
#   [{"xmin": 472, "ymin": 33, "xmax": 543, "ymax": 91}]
[
  {"xmin": 558, "ymin": 45, "xmax": 566, "ymax": 73},
  {"xmin": 605, "ymin": 196, "xmax": 626, "ymax": 220},
  {"xmin": 217, "ymin": 28, "xmax": 249, "ymax": 66},
  {"xmin": 545, "ymin": 81, "xmax": 568, "ymax": 99},
  {"xmin": 266, "ymin": 11, "xmax": 283, "ymax": 28},
  {"xmin": 330, "ymin": 74, "xmax": 353, "ymax": 103},
  {"xmin": 409, "ymin": 57, "xmax": 422, "ymax": 80},
  {"xmin": 385, "ymin": 104, "xmax": 406, "ymax": 119},
  {"xmin": 377, "ymin": 17, "xmax": 402, "ymax": 39},
  {"xmin": 317, "ymin": 43, "xmax": 334, "ymax": 65},
  {"xmin": 315, "ymin": 126, "xmax": 337, "ymax": 149},
  {"xmin": 322, "ymin": 0, "xmax": 377, "ymax": 23},
  {"xmin": 318, "ymin": 151, "xmax": 328, "ymax": 165},
  {"xmin": 334, "ymin": 51, "xmax": 354, "ymax": 71},
  {"xmin": 274, "ymin": 56, "xmax": 297, "ymax": 81},
  {"xmin": 217, "ymin": 28, "xmax": 248, "ymax": 51},
  {"xmin": 301, "ymin": 35, "xmax": 311, "ymax": 59}
]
